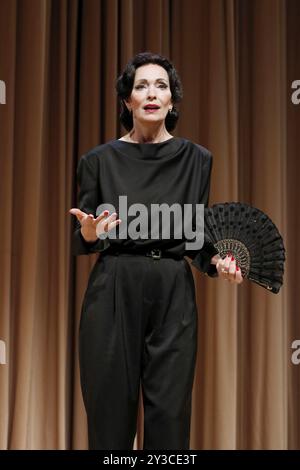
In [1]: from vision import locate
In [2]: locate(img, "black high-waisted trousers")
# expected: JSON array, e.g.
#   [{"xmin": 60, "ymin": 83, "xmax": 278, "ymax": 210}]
[{"xmin": 79, "ymin": 251, "xmax": 198, "ymax": 450}]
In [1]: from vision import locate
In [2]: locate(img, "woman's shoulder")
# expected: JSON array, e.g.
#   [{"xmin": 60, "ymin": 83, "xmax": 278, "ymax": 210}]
[
  {"xmin": 180, "ymin": 138, "xmax": 212, "ymax": 160},
  {"xmin": 79, "ymin": 142, "xmax": 116, "ymax": 166},
  {"xmin": 191, "ymin": 141, "xmax": 212, "ymax": 157}
]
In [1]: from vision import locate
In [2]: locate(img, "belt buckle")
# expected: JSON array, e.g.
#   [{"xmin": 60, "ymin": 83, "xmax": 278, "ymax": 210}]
[{"xmin": 150, "ymin": 249, "xmax": 162, "ymax": 260}]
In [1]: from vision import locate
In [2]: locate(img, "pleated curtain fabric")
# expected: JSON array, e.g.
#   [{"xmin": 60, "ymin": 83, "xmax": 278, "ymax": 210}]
[{"xmin": 0, "ymin": 0, "xmax": 299, "ymax": 449}]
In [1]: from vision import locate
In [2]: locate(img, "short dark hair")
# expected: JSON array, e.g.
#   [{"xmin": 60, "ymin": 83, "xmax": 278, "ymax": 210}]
[{"xmin": 115, "ymin": 52, "xmax": 183, "ymax": 132}]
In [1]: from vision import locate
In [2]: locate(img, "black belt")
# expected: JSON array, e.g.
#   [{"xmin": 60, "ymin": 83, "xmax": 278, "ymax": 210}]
[{"xmin": 104, "ymin": 247, "xmax": 183, "ymax": 260}]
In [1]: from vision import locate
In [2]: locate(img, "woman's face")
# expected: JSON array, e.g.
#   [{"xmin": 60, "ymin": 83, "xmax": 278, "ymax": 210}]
[{"xmin": 125, "ymin": 64, "xmax": 173, "ymax": 126}]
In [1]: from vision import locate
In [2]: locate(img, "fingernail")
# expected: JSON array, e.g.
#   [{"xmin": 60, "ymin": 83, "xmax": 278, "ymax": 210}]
[
  {"xmin": 231, "ymin": 256, "xmax": 235, "ymax": 261},
  {"xmin": 236, "ymin": 266, "xmax": 240, "ymax": 271},
  {"xmin": 104, "ymin": 210, "xmax": 109, "ymax": 215}
]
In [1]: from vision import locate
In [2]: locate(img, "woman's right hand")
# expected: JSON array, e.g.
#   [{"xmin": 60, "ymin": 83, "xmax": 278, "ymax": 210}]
[{"xmin": 69, "ymin": 208, "xmax": 121, "ymax": 243}]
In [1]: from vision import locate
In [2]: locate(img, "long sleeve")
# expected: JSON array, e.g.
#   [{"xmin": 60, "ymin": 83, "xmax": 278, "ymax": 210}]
[
  {"xmin": 187, "ymin": 151, "xmax": 219, "ymax": 277},
  {"xmin": 72, "ymin": 153, "xmax": 110, "ymax": 256}
]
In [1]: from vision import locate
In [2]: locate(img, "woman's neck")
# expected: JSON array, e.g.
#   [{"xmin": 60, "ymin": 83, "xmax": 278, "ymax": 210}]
[{"xmin": 126, "ymin": 125, "xmax": 173, "ymax": 144}]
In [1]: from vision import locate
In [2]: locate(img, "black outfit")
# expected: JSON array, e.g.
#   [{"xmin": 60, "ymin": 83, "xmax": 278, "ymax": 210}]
[{"xmin": 73, "ymin": 137, "xmax": 218, "ymax": 450}]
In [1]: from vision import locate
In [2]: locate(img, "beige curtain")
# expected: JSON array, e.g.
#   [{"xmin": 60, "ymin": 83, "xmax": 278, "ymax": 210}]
[{"xmin": 0, "ymin": 0, "xmax": 299, "ymax": 449}]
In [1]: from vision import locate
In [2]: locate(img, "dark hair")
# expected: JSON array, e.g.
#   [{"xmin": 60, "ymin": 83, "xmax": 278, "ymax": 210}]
[{"xmin": 115, "ymin": 52, "xmax": 183, "ymax": 132}]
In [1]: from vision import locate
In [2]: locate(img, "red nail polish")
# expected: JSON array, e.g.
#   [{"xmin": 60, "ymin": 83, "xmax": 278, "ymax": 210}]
[
  {"xmin": 231, "ymin": 256, "xmax": 235, "ymax": 261},
  {"xmin": 236, "ymin": 266, "xmax": 240, "ymax": 271}
]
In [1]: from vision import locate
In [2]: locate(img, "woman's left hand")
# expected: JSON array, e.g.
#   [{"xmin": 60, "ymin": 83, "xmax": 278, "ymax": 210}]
[{"xmin": 211, "ymin": 254, "xmax": 243, "ymax": 284}]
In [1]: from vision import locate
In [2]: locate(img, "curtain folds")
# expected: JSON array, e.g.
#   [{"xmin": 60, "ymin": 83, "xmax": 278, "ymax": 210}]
[{"xmin": 0, "ymin": 0, "xmax": 298, "ymax": 449}]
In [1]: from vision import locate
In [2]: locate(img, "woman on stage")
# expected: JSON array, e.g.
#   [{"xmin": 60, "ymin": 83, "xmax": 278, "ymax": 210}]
[{"xmin": 70, "ymin": 52, "xmax": 242, "ymax": 450}]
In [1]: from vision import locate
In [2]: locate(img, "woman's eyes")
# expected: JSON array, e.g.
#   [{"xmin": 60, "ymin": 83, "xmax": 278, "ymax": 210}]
[{"xmin": 135, "ymin": 84, "xmax": 168, "ymax": 89}]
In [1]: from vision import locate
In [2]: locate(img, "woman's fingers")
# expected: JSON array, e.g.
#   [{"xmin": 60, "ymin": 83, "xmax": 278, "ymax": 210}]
[
  {"xmin": 216, "ymin": 253, "xmax": 243, "ymax": 284},
  {"xmin": 99, "ymin": 212, "xmax": 117, "ymax": 228},
  {"xmin": 211, "ymin": 254, "xmax": 221, "ymax": 265},
  {"xmin": 106, "ymin": 218, "xmax": 122, "ymax": 231},
  {"xmin": 234, "ymin": 268, "xmax": 243, "ymax": 284},
  {"xmin": 216, "ymin": 257, "xmax": 224, "ymax": 272},
  {"xmin": 70, "ymin": 207, "xmax": 122, "ymax": 239},
  {"xmin": 95, "ymin": 212, "xmax": 122, "ymax": 236},
  {"xmin": 217, "ymin": 257, "xmax": 230, "ymax": 281},
  {"xmin": 70, "ymin": 208, "xmax": 96, "ymax": 228},
  {"xmin": 228, "ymin": 255, "xmax": 243, "ymax": 284},
  {"xmin": 216, "ymin": 255, "xmax": 230, "ymax": 274},
  {"xmin": 93, "ymin": 210, "xmax": 109, "ymax": 224},
  {"xmin": 70, "ymin": 208, "xmax": 109, "ymax": 226},
  {"xmin": 228, "ymin": 256, "xmax": 236, "ymax": 279},
  {"xmin": 93, "ymin": 211, "xmax": 120, "ymax": 228},
  {"xmin": 69, "ymin": 208, "xmax": 87, "ymax": 223},
  {"xmin": 224, "ymin": 254, "xmax": 231, "ymax": 272},
  {"xmin": 103, "ymin": 213, "xmax": 122, "ymax": 231}
]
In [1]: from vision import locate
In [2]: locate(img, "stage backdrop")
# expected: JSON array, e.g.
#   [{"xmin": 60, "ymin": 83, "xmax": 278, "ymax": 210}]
[{"xmin": 0, "ymin": 0, "xmax": 299, "ymax": 449}]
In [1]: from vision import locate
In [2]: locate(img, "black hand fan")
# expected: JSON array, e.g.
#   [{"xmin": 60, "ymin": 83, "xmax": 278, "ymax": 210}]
[{"xmin": 204, "ymin": 202, "xmax": 286, "ymax": 293}]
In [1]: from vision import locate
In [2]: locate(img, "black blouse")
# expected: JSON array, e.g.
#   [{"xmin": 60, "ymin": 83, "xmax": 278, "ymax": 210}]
[{"xmin": 72, "ymin": 137, "xmax": 218, "ymax": 276}]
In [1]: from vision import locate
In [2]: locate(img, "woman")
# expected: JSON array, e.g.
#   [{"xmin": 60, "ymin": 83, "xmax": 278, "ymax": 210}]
[{"xmin": 70, "ymin": 52, "xmax": 242, "ymax": 450}]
